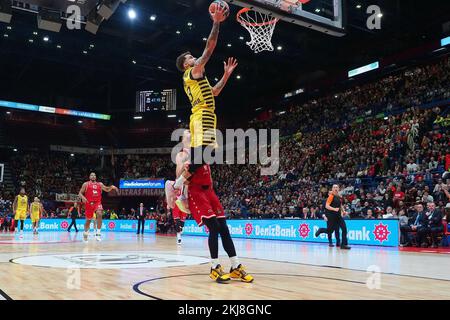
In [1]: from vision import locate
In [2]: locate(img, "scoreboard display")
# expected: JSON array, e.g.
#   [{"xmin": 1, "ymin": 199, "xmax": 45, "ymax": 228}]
[
  {"xmin": 136, "ymin": 89, "xmax": 177, "ymax": 112},
  {"xmin": 0, "ymin": 164, "xmax": 4, "ymax": 183}
]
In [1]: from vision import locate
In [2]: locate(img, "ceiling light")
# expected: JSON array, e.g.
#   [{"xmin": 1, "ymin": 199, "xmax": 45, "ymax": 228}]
[{"xmin": 128, "ymin": 9, "xmax": 137, "ymax": 20}]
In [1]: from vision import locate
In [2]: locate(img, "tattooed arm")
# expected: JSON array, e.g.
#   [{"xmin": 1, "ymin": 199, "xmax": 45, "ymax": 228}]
[
  {"xmin": 212, "ymin": 57, "xmax": 238, "ymax": 96},
  {"xmin": 191, "ymin": 6, "xmax": 226, "ymax": 79}
]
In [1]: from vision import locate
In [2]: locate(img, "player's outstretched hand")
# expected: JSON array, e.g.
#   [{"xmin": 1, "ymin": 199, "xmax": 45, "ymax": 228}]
[
  {"xmin": 224, "ymin": 57, "xmax": 238, "ymax": 76},
  {"xmin": 211, "ymin": 5, "xmax": 227, "ymax": 23}
]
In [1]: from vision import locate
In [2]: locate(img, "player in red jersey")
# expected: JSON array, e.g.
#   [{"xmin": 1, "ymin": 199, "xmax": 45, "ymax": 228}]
[
  {"xmin": 166, "ymin": 130, "xmax": 191, "ymax": 245},
  {"xmin": 165, "ymin": 184, "xmax": 189, "ymax": 245},
  {"xmin": 175, "ymin": 131, "xmax": 253, "ymax": 283},
  {"xmin": 78, "ymin": 172, "xmax": 118, "ymax": 242}
]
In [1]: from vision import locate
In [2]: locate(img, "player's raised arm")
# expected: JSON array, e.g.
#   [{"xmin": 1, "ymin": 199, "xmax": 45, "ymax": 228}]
[
  {"xmin": 78, "ymin": 182, "xmax": 88, "ymax": 203},
  {"xmin": 100, "ymin": 183, "xmax": 118, "ymax": 193},
  {"xmin": 212, "ymin": 57, "xmax": 238, "ymax": 96},
  {"xmin": 192, "ymin": 6, "xmax": 227, "ymax": 78}
]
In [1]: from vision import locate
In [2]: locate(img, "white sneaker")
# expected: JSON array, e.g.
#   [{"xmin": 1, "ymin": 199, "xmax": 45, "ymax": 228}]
[
  {"xmin": 177, "ymin": 238, "xmax": 182, "ymax": 245},
  {"xmin": 19, "ymin": 231, "xmax": 23, "ymax": 239},
  {"xmin": 95, "ymin": 234, "xmax": 102, "ymax": 242},
  {"xmin": 83, "ymin": 232, "xmax": 89, "ymax": 242}
]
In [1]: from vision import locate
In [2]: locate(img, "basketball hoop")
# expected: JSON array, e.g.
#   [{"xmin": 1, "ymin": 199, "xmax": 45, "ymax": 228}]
[{"xmin": 237, "ymin": 8, "xmax": 279, "ymax": 54}]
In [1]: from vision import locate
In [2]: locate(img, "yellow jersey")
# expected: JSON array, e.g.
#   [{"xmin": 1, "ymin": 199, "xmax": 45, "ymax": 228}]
[
  {"xmin": 16, "ymin": 195, "xmax": 28, "ymax": 213},
  {"xmin": 31, "ymin": 202, "xmax": 40, "ymax": 215},
  {"xmin": 183, "ymin": 67, "xmax": 217, "ymax": 148},
  {"xmin": 31, "ymin": 202, "xmax": 41, "ymax": 221}
]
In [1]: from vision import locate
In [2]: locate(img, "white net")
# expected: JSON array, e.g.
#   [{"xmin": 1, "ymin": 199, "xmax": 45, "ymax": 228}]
[{"xmin": 237, "ymin": 9, "xmax": 279, "ymax": 54}]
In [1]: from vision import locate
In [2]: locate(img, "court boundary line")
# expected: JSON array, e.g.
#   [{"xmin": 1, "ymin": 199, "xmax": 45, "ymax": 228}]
[
  {"xmin": 132, "ymin": 273, "xmax": 366, "ymax": 300},
  {"xmin": 0, "ymin": 288, "xmax": 12, "ymax": 300}
]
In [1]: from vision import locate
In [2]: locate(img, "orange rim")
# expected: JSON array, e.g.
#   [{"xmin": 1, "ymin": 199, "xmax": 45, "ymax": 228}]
[{"xmin": 236, "ymin": 8, "xmax": 278, "ymax": 27}]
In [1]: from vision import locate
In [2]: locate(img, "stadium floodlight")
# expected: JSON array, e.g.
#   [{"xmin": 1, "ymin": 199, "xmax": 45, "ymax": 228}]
[
  {"xmin": 0, "ymin": 0, "xmax": 12, "ymax": 24},
  {"xmin": 37, "ymin": 7, "xmax": 62, "ymax": 33}
]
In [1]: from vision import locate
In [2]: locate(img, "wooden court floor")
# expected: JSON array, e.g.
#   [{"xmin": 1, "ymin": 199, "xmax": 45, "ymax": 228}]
[{"xmin": 0, "ymin": 232, "xmax": 449, "ymax": 300}]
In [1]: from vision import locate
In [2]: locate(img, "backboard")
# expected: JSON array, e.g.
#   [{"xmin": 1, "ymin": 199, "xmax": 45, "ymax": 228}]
[{"xmin": 226, "ymin": 0, "xmax": 346, "ymax": 36}]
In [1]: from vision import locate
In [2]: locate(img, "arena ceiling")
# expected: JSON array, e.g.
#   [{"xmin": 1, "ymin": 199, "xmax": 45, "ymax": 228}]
[{"xmin": 0, "ymin": 0, "xmax": 449, "ymax": 125}]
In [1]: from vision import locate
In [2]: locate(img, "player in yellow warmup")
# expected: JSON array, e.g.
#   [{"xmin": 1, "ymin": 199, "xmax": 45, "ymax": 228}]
[
  {"xmin": 29, "ymin": 197, "xmax": 43, "ymax": 235},
  {"xmin": 13, "ymin": 188, "xmax": 28, "ymax": 238}
]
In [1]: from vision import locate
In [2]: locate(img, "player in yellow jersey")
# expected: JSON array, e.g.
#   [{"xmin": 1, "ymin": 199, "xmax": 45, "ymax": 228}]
[
  {"xmin": 175, "ymin": 4, "xmax": 238, "ymax": 186},
  {"xmin": 13, "ymin": 188, "xmax": 28, "ymax": 238},
  {"xmin": 29, "ymin": 197, "xmax": 43, "ymax": 235},
  {"xmin": 173, "ymin": 5, "xmax": 253, "ymax": 284}
]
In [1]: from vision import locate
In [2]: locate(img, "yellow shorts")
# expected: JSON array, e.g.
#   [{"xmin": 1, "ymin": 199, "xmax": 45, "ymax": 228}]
[
  {"xmin": 15, "ymin": 211, "xmax": 26, "ymax": 220},
  {"xmin": 31, "ymin": 215, "xmax": 40, "ymax": 223},
  {"xmin": 190, "ymin": 111, "xmax": 217, "ymax": 148}
]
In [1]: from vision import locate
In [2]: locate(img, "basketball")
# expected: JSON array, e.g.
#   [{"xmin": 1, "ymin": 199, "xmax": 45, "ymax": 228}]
[{"xmin": 209, "ymin": 0, "xmax": 230, "ymax": 21}]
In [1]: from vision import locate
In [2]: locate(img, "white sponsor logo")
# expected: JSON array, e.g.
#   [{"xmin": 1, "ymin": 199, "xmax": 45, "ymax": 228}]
[
  {"xmin": 313, "ymin": 226, "xmax": 371, "ymax": 241},
  {"xmin": 184, "ymin": 224, "xmax": 204, "ymax": 233},
  {"xmin": 13, "ymin": 252, "xmax": 209, "ymax": 269},
  {"xmin": 254, "ymin": 225, "xmax": 297, "ymax": 237}
]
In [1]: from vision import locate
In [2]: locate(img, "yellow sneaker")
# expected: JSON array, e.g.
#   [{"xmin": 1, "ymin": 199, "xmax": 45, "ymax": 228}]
[
  {"xmin": 230, "ymin": 264, "xmax": 254, "ymax": 283},
  {"xmin": 175, "ymin": 199, "xmax": 189, "ymax": 213},
  {"xmin": 210, "ymin": 264, "xmax": 231, "ymax": 283}
]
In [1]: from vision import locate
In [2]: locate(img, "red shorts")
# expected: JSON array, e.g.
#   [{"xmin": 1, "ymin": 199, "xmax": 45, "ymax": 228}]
[
  {"xmin": 188, "ymin": 185, "xmax": 225, "ymax": 227},
  {"xmin": 172, "ymin": 204, "xmax": 187, "ymax": 222},
  {"xmin": 85, "ymin": 201, "xmax": 103, "ymax": 219}
]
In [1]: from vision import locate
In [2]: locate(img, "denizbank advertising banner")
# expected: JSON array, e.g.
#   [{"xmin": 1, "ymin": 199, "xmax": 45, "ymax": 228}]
[
  {"xmin": 19, "ymin": 219, "xmax": 157, "ymax": 233},
  {"xmin": 119, "ymin": 179, "xmax": 165, "ymax": 189},
  {"xmin": 183, "ymin": 219, "xmax": 399, "ymax": 247}
]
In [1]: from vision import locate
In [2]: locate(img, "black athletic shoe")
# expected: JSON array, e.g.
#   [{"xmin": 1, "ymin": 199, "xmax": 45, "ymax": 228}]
[
  {"xmin": 315, "ymin": 230, "xmax": 321, "ymax": 237},
  {"xmin": 340, "ymin": 245, "xmax": 351, "ymax": 250},
  {"xmin": 328, "ymin": 244, "xmax": 335, "ymax": 247}
]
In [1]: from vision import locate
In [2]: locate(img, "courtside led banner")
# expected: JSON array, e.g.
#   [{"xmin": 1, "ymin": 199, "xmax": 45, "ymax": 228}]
[
  {"xmin": 442, "ymin": 36, "xmax": 450, "ymax": 47},
  {"xmin": 119, "ymin": 179, "xmax": 165, "ymax": 189},
  {"xmin": 348, "ymin": 61, "xmax": 380, "ymax": 78},
  {"xmin": 19, "ymin": 219, "xmax": 157, "ymax": 233},
  {"xmin": 0, "ymin": 99, "xmax": 111, "ymax": 120},
  {"xmin": 183, "ymin": 219, "xmax": 399, "ymax": 247}
]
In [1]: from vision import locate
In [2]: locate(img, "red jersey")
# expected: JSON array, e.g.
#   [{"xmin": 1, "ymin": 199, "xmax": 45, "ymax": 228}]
[
  {"xmin": 85, "ymin": 181, "xmax": 102, "ymax": 203},
  {"xmin": 190, "ymin": 164, "xmax": 212, "ymax": 186}
]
